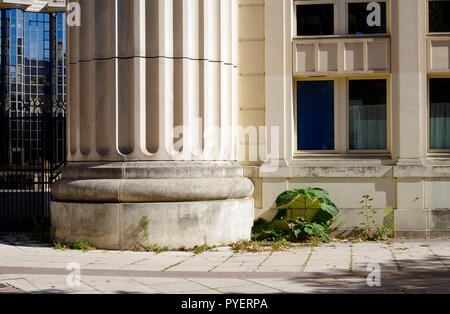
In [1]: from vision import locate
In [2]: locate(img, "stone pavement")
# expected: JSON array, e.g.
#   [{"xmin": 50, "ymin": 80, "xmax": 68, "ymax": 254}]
[{"xmin": 0, "ymin": 236, "xmax": 449, "ymax": 294}]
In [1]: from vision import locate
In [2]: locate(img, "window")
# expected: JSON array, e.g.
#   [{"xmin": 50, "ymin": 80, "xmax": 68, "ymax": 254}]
[
  {"xmin": 296, "ymin": 78, "xmax": 389, "ymax": 154},
  {"xmin": 429, "ymin": 78, "xmax": 450, "ymax": 150},
  {"xmin": 296, "ymin": 3, "xmax": 335, "ymax": 36},
  {"xmin": 297, "ymin": 80, "xmax": 335, "ymax": 151},
  {"xmin": 349, "ymin": 79, "xmax": 387, "ymax": 150},
  {"xmin": 295, "ymin": 1, "xmax": 390, "ymax": 36},
  {"xmin": 429, "ymin": 0, "xmax": 450, "ymax": 33},
  {"xmin": 348, "ymin": 2, "xmax": 387, "ymax": 34}
]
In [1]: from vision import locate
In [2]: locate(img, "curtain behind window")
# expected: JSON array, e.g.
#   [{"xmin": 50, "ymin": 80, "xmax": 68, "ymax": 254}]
[
  {"xmin": 349, "ymin": 101, "xmax": 387, "ymax": 150},
  {"xmin": 430, "ymin": 102, "xmax": 450, "ymax": 150}
]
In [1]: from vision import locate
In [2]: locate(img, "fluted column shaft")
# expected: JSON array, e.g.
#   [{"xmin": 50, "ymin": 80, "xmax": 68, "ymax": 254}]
[
  {"xmin": 67, "ymin": 0, "xmax": 238, "ymax": 162},
  {"xmin": 56, "ymin": 0, "xmax": 252, "ymax": 250}
]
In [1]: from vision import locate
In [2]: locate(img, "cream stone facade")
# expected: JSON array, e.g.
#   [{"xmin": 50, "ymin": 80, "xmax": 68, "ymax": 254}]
[
  {"xmin": 241, "ymin": 0, "xmax": 450, "ymax": 237},
  {"xmin": 42, "ymin": 0, "xmax": 450, "ymax": 249}
]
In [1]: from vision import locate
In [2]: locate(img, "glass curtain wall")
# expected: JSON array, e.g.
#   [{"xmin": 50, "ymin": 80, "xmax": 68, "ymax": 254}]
[
  {"xmin": 0, "ymin": 9, "xmax": 66, "ymax": 111},
  {"xmin": 0, "ymin": 9, "xmax": 66, "ymax": 166}
]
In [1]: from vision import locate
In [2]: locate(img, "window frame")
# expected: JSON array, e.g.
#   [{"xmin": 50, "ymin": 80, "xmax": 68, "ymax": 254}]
[
  {"xmin": 344, "ymin": 0, "xmax": 390, "ymax": 36},
  {"xmin": 294, "ymin": 75, "xmax": 391, "ymax": 157},
  {"xmin": 346, "ymin": 76, "xmax": 391, "ymax": 154},
  {"xmin": 294, "ymin": 0, "xmax": 338, "ymax": 37},
  {"xmin": 427, "ymin": 74, "xmax": 450, "ymax": 155},
  {"xmin": 294, "ymin": 77, "xmax": 339, "ymax": 155},
  {"xmin": 427, "ymin": 0, "xmax": 450, "ymax": 35},
  {"xmin": 294, "ymin": 0, "xmax": 390, "ymax": 37}
]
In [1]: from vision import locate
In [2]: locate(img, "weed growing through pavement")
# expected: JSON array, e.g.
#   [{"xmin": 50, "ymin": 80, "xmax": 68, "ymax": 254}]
[
  {"xmin": 352, "ymin": 195, "xmax": 394, "ymax": 242},
  {"xmin": 53, "ymin": 240, "xmax": 95, "ymax": 252}
]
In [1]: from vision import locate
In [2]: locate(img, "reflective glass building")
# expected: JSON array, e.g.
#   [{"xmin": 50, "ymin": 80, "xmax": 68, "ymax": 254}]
[{"xmin": 0, "ymin": 9, "xmax": 66, "ymax": 110}]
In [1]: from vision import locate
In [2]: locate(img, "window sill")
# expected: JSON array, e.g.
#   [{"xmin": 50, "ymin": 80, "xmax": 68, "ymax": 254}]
[
  {"xmin": 293, "ymin": 34, "xmax": 391, "ymax": 40},
  {"xmin": 293, "ymin": 153, "xmax": 392, "ymax": 159},
  {"xmin": 255, "ymin": 162, "xmax": 395, "ymax": 178},
  {"xmin": 426, "ymin": 32, "xmax": 450, "ymax": 37},
  {"xmin": 425, "ymin": 154, "xmax": 450, "ymax": 164}
]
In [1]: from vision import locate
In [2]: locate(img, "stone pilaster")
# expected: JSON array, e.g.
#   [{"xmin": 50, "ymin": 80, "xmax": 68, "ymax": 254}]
[{"xmin": 52, "ymin": 0, "xmax": 254, "ymax": 250}]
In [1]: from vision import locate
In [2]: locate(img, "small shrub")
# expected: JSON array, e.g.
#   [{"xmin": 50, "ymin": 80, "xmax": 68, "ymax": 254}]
[{"xmin": 252, "ymin": 187, "xmax": 339, "ymax": 244}]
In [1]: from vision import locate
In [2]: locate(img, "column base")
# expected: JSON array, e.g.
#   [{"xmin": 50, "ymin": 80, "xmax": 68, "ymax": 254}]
[
  {"xmin": 51, "ymin": 199, "xmax": 254, "ymax": 250},
  {"xmin": 50, "ymin": 161, "xmax": 255, "ymax": 250}
]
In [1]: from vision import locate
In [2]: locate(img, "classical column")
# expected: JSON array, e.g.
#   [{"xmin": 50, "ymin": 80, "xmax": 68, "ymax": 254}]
[
  {"xmin": 51, "ymin": 0, "xmax": 254, "ymax": 250},
  {"xmin": 393, "ymin": 0, "xmax": 425, "ymax": 165}
]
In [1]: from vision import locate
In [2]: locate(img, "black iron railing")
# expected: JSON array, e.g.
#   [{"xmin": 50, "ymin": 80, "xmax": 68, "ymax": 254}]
[{"xmin": 0, "ymin": 99, "xmax": 66, "ymax": 232}]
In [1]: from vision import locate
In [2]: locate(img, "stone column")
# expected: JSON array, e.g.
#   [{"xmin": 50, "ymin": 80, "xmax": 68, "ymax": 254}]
[
  {"xmin": 393, "ymin": 0, "xmax": 425, "ymax": 165},
  {"xmin": 51, "ymin": 0, "xmax": 254, "ymax": 250},
  {"xmin": 391, "ymin": 0, "xmax": 429, "ymax": 237}
]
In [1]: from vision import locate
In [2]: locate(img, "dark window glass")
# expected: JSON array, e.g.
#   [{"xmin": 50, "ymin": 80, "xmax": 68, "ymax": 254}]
[
  {"xmin": 349, "ymin": 79, "xmax": 387, "ymax": 150},
  {"xmin": 348, "ymin": 2, "xmax": 387, "ymax": 34},
  {"xmin": 429, "ymin": 0, "xmax": 450, "ymax": 32},
  {"xmin": 297, "ymin": 4, "xmax": 334, "ymax": 36},
  {"xmin": 0, "ymin": 9, "xmax": 66, "ymax": 107},
  {"xmin": 297, "ymin": 81, "xmax": 335, "ymax": 150},
  {"xmin": 430, "ymin": 78, "xmax": 450, "ymax": 150}
]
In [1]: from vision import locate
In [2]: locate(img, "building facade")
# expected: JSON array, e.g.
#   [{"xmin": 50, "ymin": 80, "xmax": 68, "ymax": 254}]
[
  {"xmin": 0, "ymin": 1, "xmax": 65, "ymax": 167},
  {"xmin": 0, "ymin": 0, "xmax": 66, "ymax": 107},
  {"xmin": 240, "ymin": 0, "xmax": 450, "ymax": 238},
  {"xmin": 51, "ymin": 0, "xmax": 450, "ymax": 250}
]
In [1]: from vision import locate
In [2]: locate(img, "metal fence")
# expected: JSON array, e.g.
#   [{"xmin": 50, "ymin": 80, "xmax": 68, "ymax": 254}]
[{"xmin": 0, "ymin": 100, "xmax": 66, "ymax": 232}]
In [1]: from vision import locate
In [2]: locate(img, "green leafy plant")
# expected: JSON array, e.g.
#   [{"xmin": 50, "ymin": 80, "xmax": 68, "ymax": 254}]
[
  {"xmin": 72, "ymin": 240, "xmax": 95, "ymax": 252},
  {"xmin": 252, "ymin": 187, "xmax": 339, "ymax": 244},
  {"xmin": 135, "ymin": 216, "xmax": 170, "ymax": 253},
  {"xmin": 192, "ymin": 236, "xmax": 216, "ymax": 254},
  {"xmin": 53, "ymin": 242, "xmax": 69, "ymax": 250},
  {"xmin": 287, "ymin": 217, "xmax": 332, "ymax": 243},
  {"xmin": 146, "ymin": 244, "xmax": 170, "ymax": 253},
  {"xmin": 252, "ymin": 218, "xmax": 285, "ymax": 242},
  {"xmin": 353, "ymin": 195, "xmax": 394, "ymax": 241},
  {"xmin": 140, "ymin": 216, "xmax": 150, "ymax": 240}
]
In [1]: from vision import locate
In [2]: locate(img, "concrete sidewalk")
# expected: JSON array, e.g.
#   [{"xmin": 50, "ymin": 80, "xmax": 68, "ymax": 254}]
[{"xmin": 0, "ymin": 237, "xmax": 449, "ymax": 294}]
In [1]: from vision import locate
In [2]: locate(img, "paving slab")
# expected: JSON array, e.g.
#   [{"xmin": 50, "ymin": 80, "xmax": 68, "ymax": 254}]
[
  {"xmin": 188, "ymin": 278, "xmax": 255, "ymax": 290},
  {"xmin": 21, "ymin": 274, "xmax": 97, "ymax": 293},
  {"xmin": 1, "ymin": 280, "xmax": 34, "ymax": 293},
  {"xmin": 0, "ymin": 238, "xmax": 449, "ymax": 294},
  {"xmin": 216, "ymin": 283, "xmax": 283, "ymax": 294},
  {"xmin": 212, "ymin": 252, "xmax": 271, "ymax": 272},
  {"xmin": 133, "ymin": 277, "xmax": 209, "ymax": 294},
  {"xmin": 305, "ymin": 248, "xmax": 350, "ymax": 273},
  {"xmin": 81, "ymin": 276, "xmax": 159, "ymax": 294},
  {"xmin": 168, "ymin": 251, "xmax": 233, "ymax": 272},
  {"xmin": 174, "ymin": 289, "xmax": 222, "ymax": 295}
]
